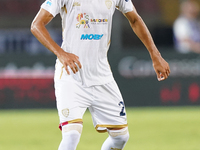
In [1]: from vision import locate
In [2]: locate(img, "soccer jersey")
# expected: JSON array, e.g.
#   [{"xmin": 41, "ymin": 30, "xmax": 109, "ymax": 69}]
[{"xmin": 41, "ymin": 0, "xmax": 133, "ymax": 87}]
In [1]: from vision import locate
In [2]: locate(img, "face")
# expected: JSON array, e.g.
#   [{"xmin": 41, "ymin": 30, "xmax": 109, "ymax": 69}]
[
  {"xmin": 181, "ymin": 1, "xmax": 200, "ymax": 18},
  {"xmin": 183, "ymin": 1, "xmax": 200, "ymax": 19},
  {"xmin": 189, "ymin": 2, "xmax": 200, "ymax": 18}
]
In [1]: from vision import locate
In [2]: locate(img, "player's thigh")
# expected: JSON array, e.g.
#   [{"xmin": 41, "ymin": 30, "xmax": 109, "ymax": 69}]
[
  {"xmin": 90, "ymin": 81, "xmax": 128, "ymax": 132},
  {"xmin": 54, "ymin": 59, "xmax": 92, "ymax": 123},
  {"xmin": 55, "ymin": 79, "xmax": 92, "ymax": 123}
]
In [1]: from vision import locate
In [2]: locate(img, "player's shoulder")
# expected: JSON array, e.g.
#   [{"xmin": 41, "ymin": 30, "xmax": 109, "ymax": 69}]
[{"xmin": 46, "ymin": 0, "xmax": 73, "ymax": 8}]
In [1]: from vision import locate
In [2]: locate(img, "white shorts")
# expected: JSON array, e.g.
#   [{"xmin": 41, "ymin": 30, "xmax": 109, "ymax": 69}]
[{"xmin": 54, "ymin": 60, "xmax": 128, "ymax": 132}]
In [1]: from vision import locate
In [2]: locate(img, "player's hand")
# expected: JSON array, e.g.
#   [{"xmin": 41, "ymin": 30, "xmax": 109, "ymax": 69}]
[
  {"xmin": 58, "ymin": 51, "xmax": 82, "ymax": 75},
  {"xmin": 152, "ymin": 53, "xmax": 170, "ymax": 81}
]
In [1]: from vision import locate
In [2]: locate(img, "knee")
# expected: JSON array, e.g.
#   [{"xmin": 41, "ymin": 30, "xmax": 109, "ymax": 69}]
[
  {"xmin": 101, "ymin": 127, "xmax": 129, "ymax": 150},
  {"xmin": 108, "ymin": 127, "xmax": 129, "ymax": 143},
  {"xmin": 58, "ymin": 123, "xmax": 83, "ymax": 150},
  {"xmin": 62, "ymin": 123, "xmax": 83, "ymax": 132},
  {"xmin": 61, "ymin": 123, "xmax": 83, "ymax": 138}
]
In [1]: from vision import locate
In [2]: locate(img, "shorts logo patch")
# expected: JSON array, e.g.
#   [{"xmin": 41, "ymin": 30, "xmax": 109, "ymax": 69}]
[{"xmin": 62, "ymin": 108, "xmax": 69, "ymax": 117}]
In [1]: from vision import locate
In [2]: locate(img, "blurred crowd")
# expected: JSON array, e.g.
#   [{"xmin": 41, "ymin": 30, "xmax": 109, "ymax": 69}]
[{"xmin": 173, "ymin": 0, "xmax": 200, "ymax": 54}]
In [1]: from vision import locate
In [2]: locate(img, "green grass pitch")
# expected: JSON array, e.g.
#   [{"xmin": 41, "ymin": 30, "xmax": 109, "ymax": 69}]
[{"xmin": 0, "ymin": 107, "xmax": 200, "ymax": 150}]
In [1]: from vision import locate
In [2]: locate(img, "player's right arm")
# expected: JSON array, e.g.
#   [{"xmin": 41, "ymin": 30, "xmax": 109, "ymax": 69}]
[{"xmin": 31, "ymin": 8, "xmax": 81, "ymax": 74}]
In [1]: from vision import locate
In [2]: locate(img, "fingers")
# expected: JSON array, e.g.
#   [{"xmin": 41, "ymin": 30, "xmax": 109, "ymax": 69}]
[
  {"xmin": 64, "ymin": 62, "xmax": 80, "ymax": 75},
  {"xmin": 63, "ymin": 55, "xmax": 82, "ymax": 75},
  {"xmin": 68, "ymin": 62, "xmax": 79, "ymax": 74},
  {"xmin": 157, "ymin": 72, "xmax": 165, "ymax": 81},
  {"xmin": 157, "ymin": 67, "xmax": 170, "ymax": 81},
  {"xmin": 75, "ymin": 61, "xmax": 82, "ymax": 69},
  {"xmin": 167, "ymin": 69, "xmax": 171, "ymax": 76},
  {"xmin": 64, "ymin": 66, "xmax": 70, "ymax": 75}
]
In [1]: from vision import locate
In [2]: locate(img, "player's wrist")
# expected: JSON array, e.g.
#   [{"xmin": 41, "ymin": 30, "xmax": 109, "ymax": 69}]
[
  {"xmin": 54, "ymin": 47, "xmax": 66, "ymax": 58},
  {"xmin": 149, "ymin": 49, "xmax": 161, "ymax": 60}
]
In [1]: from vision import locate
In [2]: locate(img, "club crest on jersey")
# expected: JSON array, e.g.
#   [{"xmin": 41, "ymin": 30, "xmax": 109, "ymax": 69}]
[
  {"xmin": 73, "ymin": 2, "xmax": 81, "ymax": 7},
  {"xmin": 76, "ymin": 13, "xmax": 90, "ymax": 28},
  {"xmin": 105, "ymin": 0, "xmax": 112, "ymax": 9}
]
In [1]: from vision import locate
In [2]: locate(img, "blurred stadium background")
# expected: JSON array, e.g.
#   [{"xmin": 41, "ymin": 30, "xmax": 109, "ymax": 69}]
[
  {"xmin": 0, "ymin": 0, "xmax": 200, "ymax": 150},
  {"xmin": 1, "ymin": 0, "xmax": 200, "ymax": 108}
]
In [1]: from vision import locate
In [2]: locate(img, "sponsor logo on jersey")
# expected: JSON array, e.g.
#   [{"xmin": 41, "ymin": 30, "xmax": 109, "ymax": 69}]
[
  {"xmin": 46, "ymin": 0, "xmax": 52, "ymax": 6},
  {"xmin": 76, "ymin": 13, "xmax": 108, "ymax": 28},
  {"xmin": 80, "ymin": 34, "xmax": 104, "ymax": 40},
  {"xmin": 90, "ymin": 19, "xmax": 108, "ymax": 23},
  {"xmin": 76, "ymin": 13, "xmax": 90, "ymax": 28}
]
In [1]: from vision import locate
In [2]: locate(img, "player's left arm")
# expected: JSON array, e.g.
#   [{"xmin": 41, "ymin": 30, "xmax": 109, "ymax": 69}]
[{"xmin": 124, "ymin": 8, "xmax": 170, "ymax": 81}]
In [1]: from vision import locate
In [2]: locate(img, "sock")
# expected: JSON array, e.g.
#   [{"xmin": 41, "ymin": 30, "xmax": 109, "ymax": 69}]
[
  {"xmin": 58, "ymin": 123, "xmax": 83, "ymax": 150},
  {"xmin": 101, "ymin": 127, "xmax": 129, "ymax": 150}
]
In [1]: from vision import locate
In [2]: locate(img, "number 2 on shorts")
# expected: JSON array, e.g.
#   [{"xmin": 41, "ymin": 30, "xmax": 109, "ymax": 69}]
[{"xmin": 118, "ymin": 101, "xmax": 126, "ymax": 116}]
